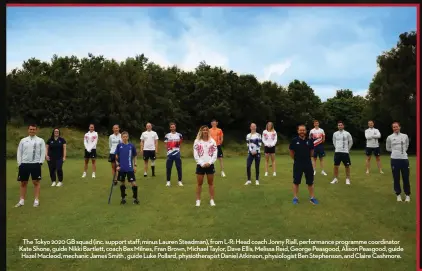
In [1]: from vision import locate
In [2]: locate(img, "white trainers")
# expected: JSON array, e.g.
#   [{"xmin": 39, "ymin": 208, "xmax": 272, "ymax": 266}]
[
  {"xmin": 210, "ymin": 199, "xmax": 216, "ymax": 206},
  {"xmin": 166, "ymin": 181, "xmax": 171, "ymax": 187},
  {"xmin": 92, "ymin": 172, "xmax": 96, "ymax": 178},
  {"xmin": 321, "ymin": 171, "xmax": 327, "ymax": 176},
  {"xmin": 380, "ymin": 170, "xmax": 384, "ymax": 174},
  {"xmin": 51, "ymin": 182, "xmax": 57, "ymax": 187},
  {"xmin": 265, "ymin": 172, "xmax": 268, "ymax": 177},
  {"xmin": 255, "ymin": 180, "xmax": 260, "ymax": 186},
  {"xmin": 366, "ymin": 170, "xmax": 369, "ymax": 174},
  {"xmin": 196, "ymin": 200, "xmax": 200, "ymax": 207},
  {"xmin": 313, "ymin": 170, "xmax": 316, "ymax": 176},
  {"xmin": 221, "ymin": 171, "xmax": 226, "ymax": 177},
  {"xmin": 397, "ymin": 195, "xmax": 402, "ymax": 202},
  {"xmin": 178, "ymin": 181, "xmax": 183, "ymax": 187},
  {"xmin": 330, "ymin": 178, "xmax": 338, "ymax": 184},
  {"xmin": 33, "ymin": 200, "xmax": 39, "ymax": 207},
  {"xmin": 405, "ymin": 195, "xmax": 410, "ymax": 202},
  {"xmin": 82, "ymin": 172, "xmax": 86, "ymax": 178},
  {"xmin": 56, "ymin": 182, "xmax": 63, "ymax": 187},
  {"xmin": 15, "ymin": 200, "xmax": 24, "ymax": 208},
  {"xmin": 346, "ymin": 179, "xmax": 351, "ymax": 185},
  {"xmin": 273, "ymin": 172, "xmax": 276, "ymax": 177},
  {"xmin": 245, "ymin": 180, "xmax": 251, "ymax": 185}
]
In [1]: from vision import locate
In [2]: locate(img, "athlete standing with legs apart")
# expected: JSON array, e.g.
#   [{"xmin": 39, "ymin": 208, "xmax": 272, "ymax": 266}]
[
  {"xmin": 46, "ymin": 128, "xmax": 67, "ymax": 187},
  {"xmin": 164, "ymin": 122, "xmax": 183, "ymax": 187},
  {"xmin": 209, "ymin": 119, "xmax": 226, "ymax": 177},
  {"xmin": 245, "ymin": 123, "xmax": 262, "ymax": 186},
  {"xmin": 289, "ymin": 125, "xmax": 319, "ymax": 205},
  {"xmin": 262, "ymin": 122, "xmax": 277, "ymax": 177},
  {"xmin": 331, "ymin": 121, "xmax": 353, "ymax": 185},
  {"xmin": 365, "ymin": 120, "xmax": 384, "ymax": 174},
  {"xmin": 309, "ymin": 120, "xmax": 327, "ymax": 176},
  {"xmin": 193, "ymin": 126, "xmax": 218, "ymax": 207},
  {"xmin": 108, "ymin": 125, "xmax": 121, "ymax": 182},
  {"xmin": 114, "ymin": 132, "xmax": 139, "ymax": 205},
  {"xmin": 15, "ymin": 124, "xmax": 46, "ymax": 207},
  {"xmin": 140, "ymin": 123, "xmax": 159, "ymax": 177},
  {"xmin": 386, "ymin": 122, "xmax": 411, "ymax": 202},
  {"xmin": 82, "ymin": 124, "xmax": 98, "ymax": 178}
]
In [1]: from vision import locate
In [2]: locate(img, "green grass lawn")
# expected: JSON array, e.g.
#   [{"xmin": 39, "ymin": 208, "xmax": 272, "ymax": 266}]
[{"xmin": 6, "ymin": 154, "xmax": 417, "ymax": 271}]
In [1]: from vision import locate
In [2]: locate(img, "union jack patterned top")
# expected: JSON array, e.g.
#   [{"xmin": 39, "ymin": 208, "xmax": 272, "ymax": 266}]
[{"xmin": 193, "ymin": 138, "xmax": 218, "ymax": 166}]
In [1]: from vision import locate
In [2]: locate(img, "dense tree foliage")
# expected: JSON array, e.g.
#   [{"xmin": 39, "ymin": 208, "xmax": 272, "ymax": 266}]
[{"xmin": 6, "ymin": 32, "xmax": 416, "ymax": 151}]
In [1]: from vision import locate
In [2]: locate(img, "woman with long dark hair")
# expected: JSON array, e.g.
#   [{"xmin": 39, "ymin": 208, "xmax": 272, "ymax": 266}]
[{"xmin": 45, "ymin": 128, "xmax": 67, "ymax": 187}]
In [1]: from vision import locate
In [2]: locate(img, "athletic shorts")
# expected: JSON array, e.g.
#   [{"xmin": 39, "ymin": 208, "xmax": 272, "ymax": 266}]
[
  {"xmin": 143, "ymin": 150, "xmax": 156, "ymax": 161},
  {"xmin": 196, "ymin": 164, "xmax": 215, "ymax": 175},
  {"xmin": 18, "ymin": 163, "xmax": 42, "ymax": 182},
  {"xmin": 334, "ymin": 152, "xmax": 351, "ymax": 166},
  {"xmin": 108, "ymin": 154, "xmax": 116, "ymax": 163},
  {"xmin": 313, "ymin": 145, "xmax": 325, "ymax": 158},
  {"xmin": 264, "ymin": 146, "xmax": 275, "ymax": 154},
  {"xmin": 84, "ymin": 149, "xmax": 97, "ymax": 159},
  {"xmin": 293, "ymin": 163, "xmax": 314, "ymax": 185},
  {"xmin": 217, "ymin": 146, "xmax": 224, "ymax": 158},
  {"xmin": 365, "ymin": 147, "xmax": 380, "ymax": 157},
  {"xmin": 118, "ymin": 171, "xmax": 136, "ymax": 182}
]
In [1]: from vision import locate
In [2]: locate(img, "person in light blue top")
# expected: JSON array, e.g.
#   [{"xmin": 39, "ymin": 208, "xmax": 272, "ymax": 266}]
[{"xmin": 245, "ymin": 123, "xmax": 262, "ymax": 186}]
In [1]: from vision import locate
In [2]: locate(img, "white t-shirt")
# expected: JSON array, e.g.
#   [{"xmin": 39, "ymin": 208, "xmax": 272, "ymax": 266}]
[
  {"xmin": 84, "ymin": 131, "xmax": 98, "ymax": 152},
  {"xmin": 109, "ymin": 133, "xmax": 122, "ymax": 154},
  {"xmin": 309, "ymin": 128, "xmax": 325, "ymax": 147},
  {"xmin": 193, "ymin": 138, "xmax": 218, "ymax": 166},
  {"xmin": 140, "ymin": 131, "xmax": 159, "ymax": 151}
]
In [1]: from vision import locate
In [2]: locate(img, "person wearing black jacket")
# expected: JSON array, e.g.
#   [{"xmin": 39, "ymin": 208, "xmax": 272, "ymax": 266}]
[{"xmin": 46, "ymin": 128, "xmax": 67, "ymax": 187}]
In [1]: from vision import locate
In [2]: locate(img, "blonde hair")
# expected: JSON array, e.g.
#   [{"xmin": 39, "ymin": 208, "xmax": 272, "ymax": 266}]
[
  {"xmin": 266, "ymin": 122, "xmax": 274, "ymax": 132},
  {"xmin": 196, "ymin": 125, "xmax": 210, "ymax": 141}
]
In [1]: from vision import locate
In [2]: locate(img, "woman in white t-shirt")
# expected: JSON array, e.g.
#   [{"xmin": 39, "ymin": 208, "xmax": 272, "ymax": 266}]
[
  {"xmin": 262, "ymin": 122, "xmax": 277, "ymax": 177},
  {"xmin": 108, "ymin": 124, "xmax": 122, "ymax": 182},
  {"xmin": 82, "ymin": 124, "xmax": 99, "ymax": 178},
  {"xmin": 193, "ymin": 125, "xmax": 218, "ymax": 207}
]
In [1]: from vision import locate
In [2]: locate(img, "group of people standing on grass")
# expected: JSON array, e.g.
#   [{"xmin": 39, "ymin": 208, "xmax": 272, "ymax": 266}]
[{"xmin": 14, "ymin": 118, "xmax": 411, "ymax": 208}]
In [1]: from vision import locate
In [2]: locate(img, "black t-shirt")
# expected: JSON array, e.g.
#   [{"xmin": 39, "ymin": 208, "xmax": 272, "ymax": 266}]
[
  {"xmin": 46, "ymin": 137, "xmax": 67, "ymax": 159},
  {"xmin": 289, "ymin": 136, "xmax": 314, "ymax": 164}
]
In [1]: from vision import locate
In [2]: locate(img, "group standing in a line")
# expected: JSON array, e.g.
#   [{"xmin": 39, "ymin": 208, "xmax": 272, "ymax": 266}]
[{"xmin": 14, "ymin": 119, "xmax": 412, "ymax": 208}]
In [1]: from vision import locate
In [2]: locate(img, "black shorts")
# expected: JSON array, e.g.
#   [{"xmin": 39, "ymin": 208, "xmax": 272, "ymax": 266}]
[
  {"xmin": 334, "ymin": 152, "xmax": 351, "ymax": 166},
  {"xmin": 313, "ymin": 145, "xmax": 326, "ymax": 158},
  {"xmin": 18, "ymin": 163, "xmax": 42, "ymax": 182},
  {"xmin": 108, "ymin": 154, "xmax": 116, "ymax": 163},
  {"xmin": 293, "ymin": 163, "xmax": 314, "ymax": 185},
  {"xmin": 143, "ymin": 150, "xmax": 156, "ymax": 161},
  {"xmin": 264, "ymin": 146, "xmax": 276, "ymax": 154},
  {"xmin": 196, "ymin": 164, "xmax": 215, "ymax": 175},
  {"xmin": 84, "ymin": 149, "xmax": 97, "ymax": 159},
  {"xmin": 365, "ymin": 147, "xmax": 380, "ymax": 157},
  {"xmin": 217, "ymin": 146, "xmax": 223, "ymax": 158},
  {"xmin": 118, "ymin": 171, "xmax": 136, "ymax": 182}
]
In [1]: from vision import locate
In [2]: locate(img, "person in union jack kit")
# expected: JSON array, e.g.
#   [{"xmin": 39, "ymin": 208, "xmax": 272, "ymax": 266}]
[
  {"xmin": 193, "ymin": 125, "xmax": 218, "ymax": 207},
  {"xmin": 164, "ymin": 122, "xmax": 183, "ymax": 187}
]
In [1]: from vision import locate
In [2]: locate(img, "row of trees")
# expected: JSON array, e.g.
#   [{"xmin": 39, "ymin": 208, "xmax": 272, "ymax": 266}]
[{"xmin": 6, "ymin": 31, "xmax": 416, "ymax": 151}]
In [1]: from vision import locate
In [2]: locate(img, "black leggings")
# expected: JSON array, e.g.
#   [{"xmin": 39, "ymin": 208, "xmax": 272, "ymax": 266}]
[
  {"xmin": 247, "ymin": 153, "xmax": 261, "ymax": 181},
  {"xmin": 48, "ymin": 159, "xmax": 64, "ymax": 182}
]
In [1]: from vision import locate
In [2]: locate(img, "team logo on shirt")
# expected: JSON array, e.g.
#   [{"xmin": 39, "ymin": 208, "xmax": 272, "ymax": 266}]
[
  {"xmin": 195, "ymin": 144, "xmax": 204, "ymax": 157},
  {"xmin": 264, "ymin": 133, "xmax": 268, "ymax": 140},
  {"xmin": 208, "ymin": 145, "xmax": 216, "ymax": 156}
]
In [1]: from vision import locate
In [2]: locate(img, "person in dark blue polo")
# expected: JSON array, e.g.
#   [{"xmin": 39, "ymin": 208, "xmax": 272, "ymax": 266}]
[
  {"xmin": 289, "ymin": 125, "xmax": 319, "ymax": 205},
  {"xmin": 46, "ymin": 128, "xmax": 67, "ymax": 187}
]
